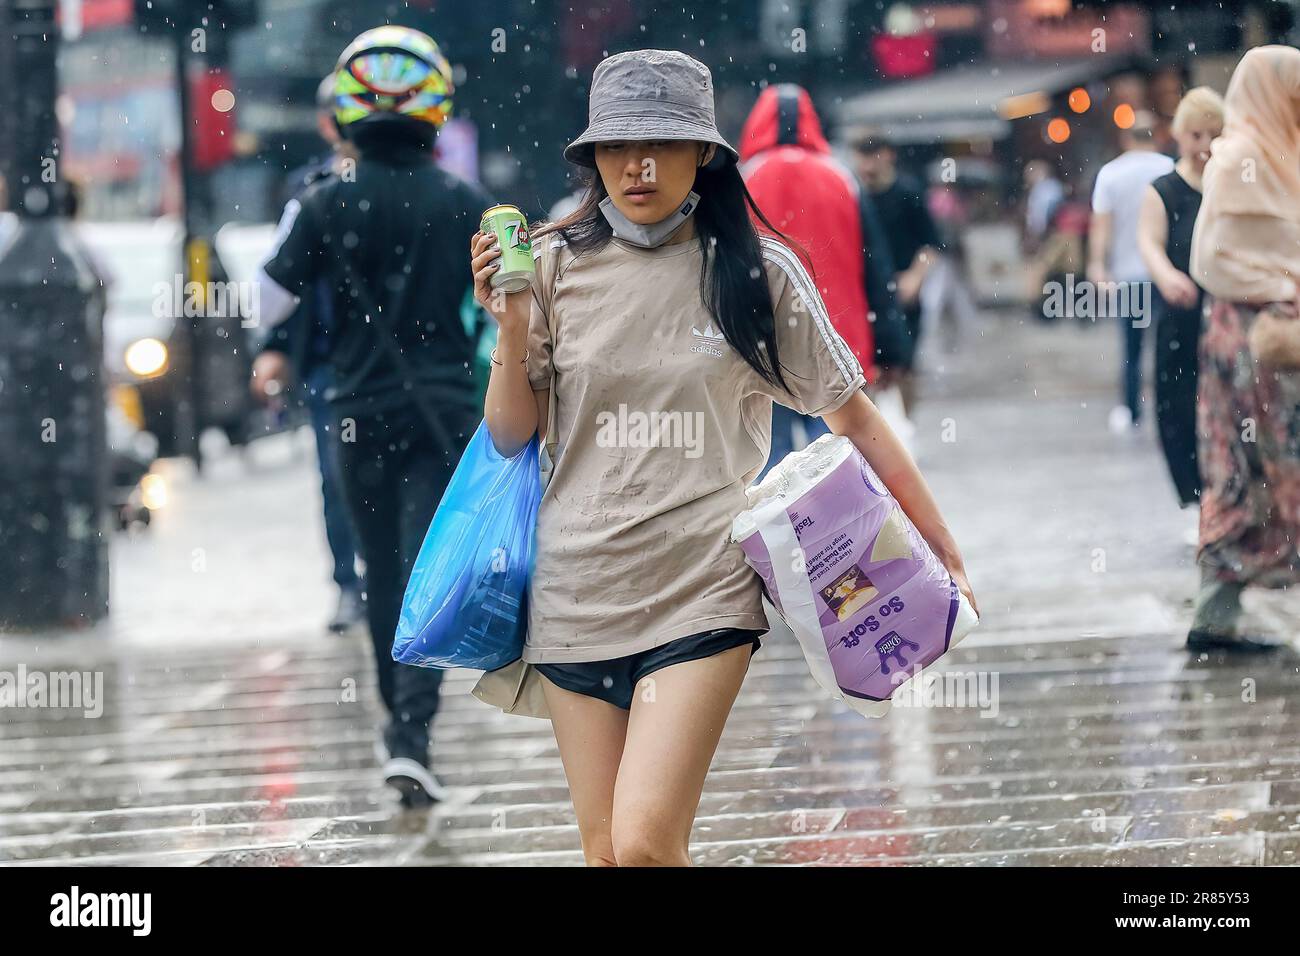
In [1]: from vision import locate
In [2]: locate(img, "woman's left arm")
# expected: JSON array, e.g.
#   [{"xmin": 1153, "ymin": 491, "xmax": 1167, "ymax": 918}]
[{"xmin": 822, "ymin": 390, "xmax": 977, "ymax": 615}]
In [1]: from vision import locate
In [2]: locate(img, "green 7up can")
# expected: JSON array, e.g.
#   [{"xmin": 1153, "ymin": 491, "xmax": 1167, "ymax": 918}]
[{"xmin": 480, "ymin": 204, "xmax": 535, "ymax": 293}]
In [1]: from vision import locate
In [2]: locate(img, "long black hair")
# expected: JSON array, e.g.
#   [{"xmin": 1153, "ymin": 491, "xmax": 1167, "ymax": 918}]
[{"xmin": 539, "ymin": 159, "xmax": 810, "ymax": 392}]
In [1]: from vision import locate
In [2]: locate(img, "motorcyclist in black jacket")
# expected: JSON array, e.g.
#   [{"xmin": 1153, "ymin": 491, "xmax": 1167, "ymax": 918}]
[{"xmin": 253, "ymin": 26, "xmax": 491, "ymax": 806}]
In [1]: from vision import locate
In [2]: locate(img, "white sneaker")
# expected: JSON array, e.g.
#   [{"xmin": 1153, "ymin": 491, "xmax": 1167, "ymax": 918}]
[
  {"xmin": 1108, "ymin": 406, "xmax": 1136, "ymax": 435},
  {"xmin": 383, "ymin": 757, "xmax": 448, "ymax": 806}
]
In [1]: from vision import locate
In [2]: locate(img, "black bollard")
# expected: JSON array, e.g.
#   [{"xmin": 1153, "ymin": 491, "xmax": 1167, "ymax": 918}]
[{"xmin": 0, "ymin": 0, "xmax": 109, "ymax": 629}]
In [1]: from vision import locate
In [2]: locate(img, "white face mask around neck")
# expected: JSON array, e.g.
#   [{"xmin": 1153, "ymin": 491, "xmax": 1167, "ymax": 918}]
[{"xmin": 599, "ymin": 191, "xmax": 701, "ymax": 248}]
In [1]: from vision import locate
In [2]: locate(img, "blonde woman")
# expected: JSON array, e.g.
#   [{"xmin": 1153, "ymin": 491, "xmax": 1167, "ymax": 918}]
[{"xmin": 1136, "ymin": 86, "xmax": 1224, "ymax": 510}]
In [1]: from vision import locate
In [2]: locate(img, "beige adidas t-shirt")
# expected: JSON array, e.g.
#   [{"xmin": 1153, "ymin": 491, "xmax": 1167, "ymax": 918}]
[{"xmin": 522, "ymin": 231, "xmax": 865, "ymax": 663}]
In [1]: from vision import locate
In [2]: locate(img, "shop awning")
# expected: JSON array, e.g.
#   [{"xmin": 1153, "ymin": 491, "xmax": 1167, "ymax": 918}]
[{"xmin": 836, "ymin": 56, "xmax": 1136, "ymax": 145}]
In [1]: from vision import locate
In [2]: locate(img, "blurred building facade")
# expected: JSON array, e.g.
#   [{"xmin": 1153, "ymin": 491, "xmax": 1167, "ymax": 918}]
[{"xmin": 45, "ymin": 0, "xmax": 1299, "ymax": 227}]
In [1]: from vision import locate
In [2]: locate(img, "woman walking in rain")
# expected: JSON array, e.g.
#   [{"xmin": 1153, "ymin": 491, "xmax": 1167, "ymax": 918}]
[
  {"xmin": 1187, "ymin": 45, "xmax": 1300, "ymax": 653},
  {"xmin": 469, "ymin": 50, "xmax": 974, "ymax": 865},
  {"xmin": 1136, "ymin": 87, "xmax": 1224, "ymax": 514}
]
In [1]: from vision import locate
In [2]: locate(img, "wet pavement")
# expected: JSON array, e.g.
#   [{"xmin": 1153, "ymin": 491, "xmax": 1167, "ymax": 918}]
[{"xmin": 3, "ymin": 314, "xmax": 1299, "ymax": 866}]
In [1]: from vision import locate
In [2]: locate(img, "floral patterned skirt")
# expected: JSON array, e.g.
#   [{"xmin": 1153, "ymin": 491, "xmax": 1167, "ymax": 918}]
[{"xmin": 1197, "ymin": 297, "xmax": 1300, "ymax": 586}]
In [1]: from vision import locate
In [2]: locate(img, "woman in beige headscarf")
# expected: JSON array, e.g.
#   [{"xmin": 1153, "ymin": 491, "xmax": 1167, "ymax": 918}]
[{"xmin": 1187, "ymin": 45, "xmax": 1300, "ymax": 653}]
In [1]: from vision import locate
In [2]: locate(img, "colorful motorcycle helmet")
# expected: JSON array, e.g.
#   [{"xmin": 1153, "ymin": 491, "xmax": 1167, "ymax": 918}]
[{"xmin": 332, "ymin": 26, "xmax": 454, "ymax": 131}]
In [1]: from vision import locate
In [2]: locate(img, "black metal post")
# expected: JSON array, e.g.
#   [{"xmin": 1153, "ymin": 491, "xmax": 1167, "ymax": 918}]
[{"xmin": 0, "ymin": 0, "xmax": 110, "ymax": 628}]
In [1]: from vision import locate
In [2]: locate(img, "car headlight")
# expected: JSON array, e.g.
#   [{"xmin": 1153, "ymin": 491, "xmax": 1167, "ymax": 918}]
[
  {"xmin": 140, "ymin": 473, "xmax": 168, "ymax": 511},
  {"xmin": 124, "ymin": 338, "xmax": 168, "ymax": 379}
]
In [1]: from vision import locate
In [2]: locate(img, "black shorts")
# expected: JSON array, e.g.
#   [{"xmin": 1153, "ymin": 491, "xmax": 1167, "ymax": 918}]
[{"xmin": 534, "ymin": 628, "xmax": 764, "ymax": 710}]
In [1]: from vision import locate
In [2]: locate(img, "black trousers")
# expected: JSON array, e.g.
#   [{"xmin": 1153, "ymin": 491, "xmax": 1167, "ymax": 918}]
[
  {"xmin": 1153, "ymin": 297, "xmax": 1203, "ymax": 507},
  {"xmin": 1119, "ymin": 282, "xmax": 1147, "ymax": 424},
  {"xmin": 336, "ymin": 400, "xmax": 477, "ymax": 763}
]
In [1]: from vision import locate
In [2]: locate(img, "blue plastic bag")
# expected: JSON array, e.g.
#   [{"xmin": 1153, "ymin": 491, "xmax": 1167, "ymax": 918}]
[{"xmin": 393, "ymin": 422, "xmax": 540, "ymax": 671}]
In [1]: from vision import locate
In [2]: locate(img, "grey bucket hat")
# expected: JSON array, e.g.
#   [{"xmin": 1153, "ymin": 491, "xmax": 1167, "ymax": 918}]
[{"xmin": 564, "ymin": 49, "xmax": 739, "ymax": 168}]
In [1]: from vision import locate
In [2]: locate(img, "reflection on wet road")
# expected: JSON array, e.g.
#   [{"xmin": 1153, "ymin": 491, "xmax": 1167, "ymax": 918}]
[{"xmin": 3, "ymin": 319, "xmax": 1298, "ymax": 865}]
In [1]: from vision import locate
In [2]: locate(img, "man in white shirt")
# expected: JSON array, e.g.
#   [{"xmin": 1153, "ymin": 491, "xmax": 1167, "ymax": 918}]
[{"xmin": 1088, "ymin": 112, "xmax": 1174, "ymax": 432}]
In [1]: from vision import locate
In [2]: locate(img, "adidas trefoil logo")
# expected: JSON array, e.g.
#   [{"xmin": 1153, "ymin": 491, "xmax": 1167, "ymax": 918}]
[{"xmin": 690, "ymin": 321, "xmax": 725, "ymax": 358}]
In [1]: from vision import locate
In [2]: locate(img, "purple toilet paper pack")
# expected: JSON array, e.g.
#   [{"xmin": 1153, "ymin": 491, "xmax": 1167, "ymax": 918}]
[{"xmin": 733, "ymin": 435, "xmax": 977, "ymax": 717}]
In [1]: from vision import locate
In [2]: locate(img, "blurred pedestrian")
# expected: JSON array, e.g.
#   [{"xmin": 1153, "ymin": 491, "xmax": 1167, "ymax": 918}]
[
  {"xmin": 252, "ymin": 74, "xmax": 365, "ymax": 636},
  {"xmin": 1023, "ymin": 160, "xmax": 1065, "ymax": 256},
  {"xmin": 253, "ymin": 27, "xmax": 492, "ymax": 804},
  {"xmin": 1027, "ymin": 188, "xmax": 1090, "ymax": 322},
  {"xmin": 1136, "ymin": 87, "xmax": 1224, "ymax": 516},
  {"xmin": 850, "ymin": 135, "xmax": 943, "ymax": 413},
  {"xmin": 278, "ymin": 74, "xmax": 359, "ymax": 208},
  {"xmin": 737, "ymin": 84, "xmax": 908, "ymax": 478},
  {"xmin": 1186, "ymin": 45, "xmax": 1300, "ymax": 654},
  {"xmin": 1087, "ymin": 110, "xmax": 1174, "ymax": 433},
  {"xmin": 470, "ymin": 48, "xmax": 974, "ymax": 867},
  {"xmin": 920, "ymin": 178, "xmax": 977, "ymax": 354}
]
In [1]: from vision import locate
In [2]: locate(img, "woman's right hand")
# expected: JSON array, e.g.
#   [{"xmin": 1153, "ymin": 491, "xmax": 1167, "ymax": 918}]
[
  {"xmin": 1157, "ymin": 270, "xmax": 1200, "ymax": 310},
  {"xmin": 471, "ymin": 231, "xmax": 531, "ymax": 333}
]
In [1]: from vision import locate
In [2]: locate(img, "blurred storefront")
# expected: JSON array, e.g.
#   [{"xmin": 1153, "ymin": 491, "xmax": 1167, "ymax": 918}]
[
  {"xmin": 50, "ymin": 1, "xmax": 928, "ymax": 224},
  {"xmin": 836, "ymin": 1, "xmax": 1249, "ymax": 192},
  {"xmin": 51, "ymin": 0, "xmax": 1297, "ymax": 228},
  {"xmin": 56, "ymin": 1, "xmax": 495, "ymax": 222},
  {"xmin": 57, "ymin": 2, "xmax": 178, "ymax": 220},
  {"xmin": 834, "ymin": 0, "xmax": 1294, "ymax": 303}
]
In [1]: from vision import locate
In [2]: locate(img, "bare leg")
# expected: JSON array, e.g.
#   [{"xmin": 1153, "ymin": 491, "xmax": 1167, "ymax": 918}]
[
  {"xmin": 539, "ymin": 674, "xmax": 628, "ymax": 866},
  {"xmin": 610, "ymin": 645, "xmax": 752, "ymax": 866}
]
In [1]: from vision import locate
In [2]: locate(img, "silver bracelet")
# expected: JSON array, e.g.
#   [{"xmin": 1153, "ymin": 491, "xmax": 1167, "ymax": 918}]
[{"xmin": 490, "ymin": 347, "xmax": 529, "ymax": 367}]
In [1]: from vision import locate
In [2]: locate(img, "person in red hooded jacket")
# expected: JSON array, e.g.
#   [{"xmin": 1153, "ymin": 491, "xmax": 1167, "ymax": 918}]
[{"xmin": 740, "ymin": 84, "xmax": 908, "ymax": 479}]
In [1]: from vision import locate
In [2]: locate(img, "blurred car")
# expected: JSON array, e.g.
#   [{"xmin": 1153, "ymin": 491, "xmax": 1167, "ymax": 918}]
[{"xmin": 78, "ymin": 218, "xmax": 272, "ymax": 460}]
